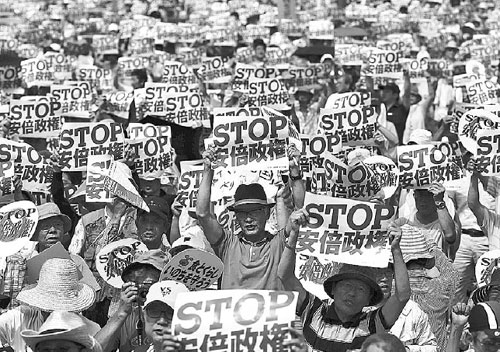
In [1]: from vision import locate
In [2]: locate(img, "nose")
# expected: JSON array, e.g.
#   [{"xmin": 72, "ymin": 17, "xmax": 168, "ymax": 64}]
[{"xmin": 157, "ymin": 314, "xmax": 172, "ymax": 326}]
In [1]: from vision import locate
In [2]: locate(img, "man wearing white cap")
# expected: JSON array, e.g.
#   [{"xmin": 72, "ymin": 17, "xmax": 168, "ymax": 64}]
[{"xmin": 137, "ymin": 280, "xmax": 189, "ymax": 352}]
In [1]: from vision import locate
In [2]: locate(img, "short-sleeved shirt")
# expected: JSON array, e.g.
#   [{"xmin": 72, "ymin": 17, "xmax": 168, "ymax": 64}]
[
  {"xmin": 298, "ymin": 293, "xmax": 390, "ymax": 352},
  {"xmin": 213, "ymin": 229, "xmax": 286, "ymax": 290}
]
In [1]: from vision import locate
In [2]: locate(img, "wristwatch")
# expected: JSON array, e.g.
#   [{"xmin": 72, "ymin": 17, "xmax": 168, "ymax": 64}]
[{"xmin": 435, "ymin": 201, "xmax": 446, "ymax": 210}]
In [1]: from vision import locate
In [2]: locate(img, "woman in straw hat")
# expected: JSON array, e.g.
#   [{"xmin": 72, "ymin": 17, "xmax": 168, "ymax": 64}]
[
  {"xmin": 0, "ymin": 258, "xmax": 98, "ymax": 352},
  {"xmin": 21, "ymin": 311, "xmax": 102, "ymax": 352}
]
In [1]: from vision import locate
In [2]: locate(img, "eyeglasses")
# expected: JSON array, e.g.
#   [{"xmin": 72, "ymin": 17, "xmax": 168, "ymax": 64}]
[
  {"xmin": 145, "ymin": 308, "xmax": 173, "ymax": 321},
  {"xmin": 235, "ymin": 208, "xmax": 266, "ymax": 220}
]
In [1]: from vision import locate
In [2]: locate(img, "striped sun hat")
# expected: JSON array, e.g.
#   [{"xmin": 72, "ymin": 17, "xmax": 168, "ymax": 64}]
[
  {"xmin": 391, "ymin": 224, "xmax": 434, "ymax": 263},
  {"xmin": 469, "ymin": 301, "xmax": 500, "ymax": 334}
]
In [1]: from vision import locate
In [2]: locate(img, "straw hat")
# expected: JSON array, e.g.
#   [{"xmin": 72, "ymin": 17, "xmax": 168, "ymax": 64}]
[
  {"xmin": 17, "ymin": 258, "xmax": 95, "ymax": 312},
  {"xmin": 22, "ymin": 311, "xmax": 102, "ymax": 352},
  {"xmin": 396, "ymin": 224, "xmax": 435, "ymax": 263}
]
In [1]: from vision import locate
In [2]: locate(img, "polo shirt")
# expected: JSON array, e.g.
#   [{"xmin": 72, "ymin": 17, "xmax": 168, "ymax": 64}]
[
  {"xmin": 385, "ymin": 102, "xmax": 409, "ymax": 145},
  {"xmin": 213, "ymin": 229, "xmax": 286, "ymax": 290},
  {"xmin": 298, "ymin": 292, "xmax": 390, "ymax": 352}
]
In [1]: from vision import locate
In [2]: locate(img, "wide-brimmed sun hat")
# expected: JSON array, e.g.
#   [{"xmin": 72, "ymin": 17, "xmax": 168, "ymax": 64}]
[
  {"xmin": 227, "ymin": 183, "xmax": 275, "ymax": 212},
  {"xmin": 22, "ymin": 311, "xmax": 102, "ymax": 352},
  {"xmin": 17, "ymin": 258, "xmax": 95, "ymax": 312},
  {"xmin": 36, "ymin": 202, "xmax": 72, "ymax": 233},
  {"xmin": 323, "ymin": 264, "xmax": 384, "ymax": 306}
]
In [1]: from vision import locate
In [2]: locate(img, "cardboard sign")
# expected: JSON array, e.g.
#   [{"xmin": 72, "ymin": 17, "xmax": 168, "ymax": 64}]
[
  {"xmin": 102, "ymin": 91, "xmax": 134, "ymax": 120},
  {"xmin": 162, "ymin": 61, "xmax": 198, "ymax": 85},
  {"xmin": 50, "ymin": 83, "xmax": 93, "ymax": 118},
  {"xmin": 58, "ymin": 122, "xmax": 126, "ymax": 171},
  {"xmin": 160, "ymin": 248, "xmax": 223, "ymax": 290},
  {"xmin": 198, "ymin": 57, "xmax": 231, "ymax": 83},
  {"xmin": 282, "ymin": 65, "xmax": 324, "ymax": 89},
  {"xmin": 86, "ymin": 155, "xmax": 114, "ymax": 203},
  {"xmin": 211, "ymin": 107, "xmax": 289, "ymax": 170},
  {"xmin": 96, "ymin": 238, "xmax": 148, "ymax": 288},
  {"xmin": 319, "ymin": 106, "xmax": 378, "ymax": 146},
  {"xmin": 308, "ymin": 19, "xmax": 335, "ymax": 40},
  {"xmin": 0, "ymin": 65, "xmax": 22, "ymax": 90},
  {"xmin": 476, "ymin": 250, "xmax": 500, "ymax": 288},
  {"xmin": 364, "ymin": 49, "xmax": 403, "ymax": 76},
  {"xmin": 363, "ymin": 155, "xmax": 399, "ymax": 199},
  {"xmin": 324, "ymin": 92, "xmax": 372, "ymax": 110},
  {"xmin": 458, "ymin": 108, "xmax": 500, "ymax": 154},
  {"xmin": 126, "ymin": 127, "xmax": 174, "ymax": 179},
  {"xmin": 464, "ymin": 79, "xmax": 500, "ymax": 105},
  {"xmin": 20, "ymin": 58, "xmax": 54, "ymax": 87},
  {"xmin": 299, "ymin": 133, "xmax": 342, "ymax": 178},
  {"xmin": 173, "ymin": 290, "xmax": 298, "ymax": 351},
  {"xmin": 135, "ymin": 86, "xmax": 209, "ymax": 128},
  {"xmin": 9, "ymin": 97, "xmax": 62, "ymax": 138},
  {"xmin": 76, "ymin": 65, "xmax": 113, "ymax": 91},
  {"xmin": 175, "ymin": 160, "xmax": 204, "ymax": 211},
  {"xmin": 397, "ymin": 143, "xmax": 464, "ymax": 189},
  {"xmin": 0, "ymin": 201, "xmax": 38, "ymax": 257},
  {"xmin": 475, "ymin": 129, "xmax": 500, "ymax": 175},
  {"xmin": 92, "ymin": 34, "xmax": 119, "ymax": 55},
  {"xmin": 0, "ymin": 138, "xmax": 53, "ymax": 194},
  {"xmin": 297, "ymin": 192, "xmax": 395, "ymax": 267},
  {"xmin": 103, "ymin": 160, "xmax": 149, "ymax": 211}
]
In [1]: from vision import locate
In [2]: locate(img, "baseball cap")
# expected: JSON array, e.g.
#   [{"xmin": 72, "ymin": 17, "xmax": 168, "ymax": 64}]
[
  {"xmin": 121, "ymin": 250, "xmax": 170, "ymax": 280},
  {"xmin": 469, "ymin": 301, "xmax": 500, "ymax": 335},
  {"xmin": 143, "ymin": 280, "xmax": 189, "ymax": 310}
]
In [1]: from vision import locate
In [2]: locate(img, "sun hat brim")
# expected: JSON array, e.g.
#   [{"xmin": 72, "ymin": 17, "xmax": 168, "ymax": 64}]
[
  {"xmin": 38, "ymin": 213, "xmax": 72, "ymax": 233},
  {"xmin": 323, "ymin": 272, "xmax": 384, "ymax": 306},
  {"xmin": 227, "ymin": 199, "xmax": 275, "ymax": 212},
  {"xmin": 22, "ymin": 328, "xmax": 94, "ymax": 350},
  {"xmin": 16, "ymin": 282, "xmax": 95, "ymax": 312}
]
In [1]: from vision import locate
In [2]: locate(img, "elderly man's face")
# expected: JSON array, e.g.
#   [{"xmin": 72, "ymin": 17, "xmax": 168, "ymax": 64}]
[
  {"xmin": 137, "ymin": 213, "xmax": 169, "ymax": 250},
  {"xmin": 144, "ymin": 301, "xmax": 174, "ymax": 343},
  {"xmin": 36, "ymin": 339, "xmax": 84, "ymax": 352},
  {"xmin": 235, "ymin": 207, "xmax": 270, "ymax": 237},
  {"xmin": 332, "ymin": 279, "xmax": 372, "ymax": 317},
  {"xmin": 36, "ymin": 217, "xmax": 66, "ymax": 251}
]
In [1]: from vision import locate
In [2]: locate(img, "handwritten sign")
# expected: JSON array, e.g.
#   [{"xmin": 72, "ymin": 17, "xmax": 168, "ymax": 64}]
[
  {"xmin": 173, "ymin": 290, "xmax": 298, "ymax": 352},
  {"xmin": 211, "ymin": 107, "xmax": 289, "ymax": 170},
  {"xmin": 58, "ymin": 122, "xmax": 126, "ymax": 171},
  {"xmin": 397, "ymin": 143, "xmax": 464, "ymax": 189},
  {"xmin": 297, "ymin": 192, "xmax": 395, "ymax": 267},
  {"xmin": 0, "ymin": 201, "xmax": 38, "ymax": 257},
  {"xmin": 96, "ymin": 238, "xmax": 148, "ymax": 288},
  {"xmin": 458, "ymin": 108, "xmax": 500, "ymax": 154},
  {"xmin": 160, "ymin": 248, "xmax": 223, "ymax": 290}
]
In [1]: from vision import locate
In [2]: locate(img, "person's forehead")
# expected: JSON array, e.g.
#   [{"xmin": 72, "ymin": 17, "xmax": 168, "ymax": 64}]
[
  {"xmin": 147, "ymin": 301, "xmax": 174, "ymax": 313},
  {"xmin": 40, "ymin": 217, "xmax": 63, "ymax": 225},
  {"xmin": 338, "ymin": 278, "xmax": 370, "ymax": 289}
]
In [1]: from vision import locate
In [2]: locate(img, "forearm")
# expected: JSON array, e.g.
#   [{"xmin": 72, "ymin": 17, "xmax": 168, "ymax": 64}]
[
  {"xmin": 437, "ymin": 209, "xmax": 457, "ymax": 243},
  {"xmin": 393, "ymin": 248, "xmax": 411, "ymax": 302},
  {"xmin": 196, "ymin": 169, "xmax": 214, "ymax": 218},
  {"xmin": 291, "ymin": 178, "xmax": 305, "ymax": 209},
  {"xmin": 468, "ymin": 173, "xmax": 481, "ymax": 209},
  {"xmin": 169, "ymin": 214, "xmax": 180, "ymax": 244},
  {"xmin": 278, "ymin": 229, "xmax": 300, "ymax": 281},
  {"xmin": 95, "ymin": 310, "xmax": 129, "ymax": 352},
  {"xmin": 445, "ymin": 324, "xmax": 464, "ymax": 352}
]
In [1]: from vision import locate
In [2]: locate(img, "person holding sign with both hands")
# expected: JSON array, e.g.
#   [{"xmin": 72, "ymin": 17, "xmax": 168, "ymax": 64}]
[{"xmin": 278, "ymin": 210, "xmax": 410, "ymax": 352}]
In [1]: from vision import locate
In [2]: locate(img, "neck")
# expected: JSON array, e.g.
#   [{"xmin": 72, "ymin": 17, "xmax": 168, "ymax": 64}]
[
  {"xmin": 242, "ymin": 231, "xmax": 268, "ymax": 243},
  {"xmin": 334, "ymin": 305, "xmax": 357, "ymax": 323}
]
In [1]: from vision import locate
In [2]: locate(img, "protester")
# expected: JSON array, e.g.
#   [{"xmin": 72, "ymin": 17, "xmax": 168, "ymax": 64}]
[
  {"xmin": 136, "ymin": 196, "xmax": 172, "ymax": 251},
  {"xmin": 278, "ymin": 211, "xmax": 410, "ymax": 351},
  {"xmin": 34, "ymin": 202, "xmax": 73, "ymax": 252},
  {"xmin": 360, "ymin": 333, "xmax": 406, "ymax": 352}
]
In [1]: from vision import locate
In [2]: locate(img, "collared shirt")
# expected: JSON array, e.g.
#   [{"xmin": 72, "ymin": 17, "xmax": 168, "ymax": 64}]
[
  {"xmin": 298, "ymin": 293, "xmax": 389, "ymax": 352},
  {"xmin": 385, "ymin": 101, "xmax": 409, "ymax": 145},
  {"xmin": 213, "ymin": 229, "xmax": 286, "ymax": 290},
  {"xmin": 388, "ymin": 300, "xmax": 438, "ymax": 351},
  {"xmin": 409, "ymin": 249, "xmax": 459, "ymax": 349}
]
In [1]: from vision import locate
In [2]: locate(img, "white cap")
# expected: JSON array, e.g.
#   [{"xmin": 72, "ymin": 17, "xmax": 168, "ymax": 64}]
[
  {"xmin": 320, "ymin": 54, "xmax": 334, "ymax": 63},
  {"xmin": 347, "ymin": 148, "xmax": 371, "ymax": 165},
  {"xmin": 408, "ymin": 129, "xmax": 433, "ymax": 145},
  {"xmin": 172, "ymin": 235, "xmax": 206, "ymax": 250},
  {"xmin": 108, "ymin": 23, "xmax": 119, "ymax": 32},
  {"xmin": 143, "ymin": 280, "xmax": 189, "ymax": 309}
]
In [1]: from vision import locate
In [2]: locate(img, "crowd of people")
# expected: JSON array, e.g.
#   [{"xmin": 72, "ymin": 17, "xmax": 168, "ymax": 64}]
[{"xmin": 1, "ymin": 0, "xmax": 500, "ymax": 351}]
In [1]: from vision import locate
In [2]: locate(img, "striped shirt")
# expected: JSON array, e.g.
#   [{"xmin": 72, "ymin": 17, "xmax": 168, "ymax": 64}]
[{"xmin": 299, "ymin": 292, "xmax": 390, "ymax": 352}]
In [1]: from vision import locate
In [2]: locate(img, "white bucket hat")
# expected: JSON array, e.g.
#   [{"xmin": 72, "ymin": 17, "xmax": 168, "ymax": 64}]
[
  {"xmin": 22, "ymin": 311, "xmax": 102, "ymax": 352},
  {"xmin": 17, "ymin": 258, "xmax": 96, "ymax": 312}
]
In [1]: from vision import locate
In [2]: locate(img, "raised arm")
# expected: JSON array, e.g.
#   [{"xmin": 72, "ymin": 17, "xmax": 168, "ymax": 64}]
[
  {"xmin": 429, "ymin": 182, "xmax": 457, "ymax": 244},
  {"xmin": 446, "ymin": 303, "xmax": 471, "ymax": 352},
  {"xmin": 468, "ymin": 171, "xmax": 487, "ymax": 227},
  {"xmin": 401, "ymin": 70, "xmax": 411, "ymax": 110},
  {"xmin": 278, "ymin": 209, "xmax": 309, "ymax": 310},
  {"xmin": 381, "ymin": 222, "xmax": 411, "ymax": 327},
  {"xmin": 195, "ymin": 147, "xmax": 224, "ymax": 245}
]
